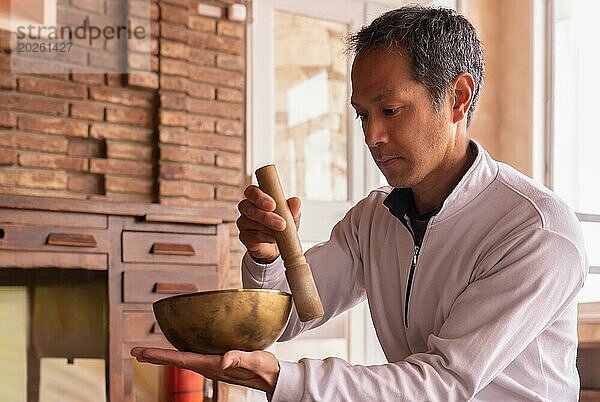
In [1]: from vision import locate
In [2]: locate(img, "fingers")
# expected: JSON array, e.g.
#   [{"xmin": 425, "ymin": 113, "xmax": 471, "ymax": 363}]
[
  {"xmin": 237, "ymin": 198, "xmax": 286, "ymax": 232},
  {"xmin": 131, "ymin": 347, "xmax": 220, "ymax": 372},
  {"xmin": 244, "ymin": 185, "xmax": 275, "ymax": 211},
  {"xmin": 287, "ymin": 197, "xmax": 302, "ymax": 229}
]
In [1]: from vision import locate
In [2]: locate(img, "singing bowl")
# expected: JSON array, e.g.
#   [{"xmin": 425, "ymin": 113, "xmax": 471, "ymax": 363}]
[{"xmin": 153, "ymin": 289, "xmax": 292, "ymax": 355}]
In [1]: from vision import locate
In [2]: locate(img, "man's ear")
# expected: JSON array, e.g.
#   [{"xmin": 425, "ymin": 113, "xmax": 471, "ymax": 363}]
[{"xmin": 451, "ymin": 72, "xmax": 475, "ymax": 124}]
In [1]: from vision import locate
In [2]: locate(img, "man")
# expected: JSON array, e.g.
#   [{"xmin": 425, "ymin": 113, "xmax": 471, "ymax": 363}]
[{"xmin": 132, "ymin": 6, "xmax": 588, "ymax": 401}]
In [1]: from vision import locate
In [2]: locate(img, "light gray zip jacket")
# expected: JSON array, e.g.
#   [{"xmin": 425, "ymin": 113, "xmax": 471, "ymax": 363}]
[{"xmin": 242, "ymin": 142, "xmax": 588, "ymax": 401}]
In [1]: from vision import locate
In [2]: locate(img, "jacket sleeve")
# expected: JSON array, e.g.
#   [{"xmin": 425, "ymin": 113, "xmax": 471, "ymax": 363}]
[
  {"xmin": 241, "ymin": 201, "xmax": 367, "ymax": 340},
  {"xmin": 268, "ymin": 228, "xmax": 587, "ymax": 402}
]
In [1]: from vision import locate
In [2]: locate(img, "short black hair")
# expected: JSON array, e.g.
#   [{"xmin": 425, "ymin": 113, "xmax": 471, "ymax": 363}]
[{"xmin": 346, "ymin": 6, "xmax": 484, "ymax": 127}]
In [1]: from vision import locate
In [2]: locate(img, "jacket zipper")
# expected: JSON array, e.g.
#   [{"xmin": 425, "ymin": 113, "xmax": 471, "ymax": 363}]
[
  {"xmin": 404, "ymin": 244, "xmax": 420, "ymax": 328},
  {"xmin": 402, "ymin": 213, "xmax": 420, "ymax": 328}
]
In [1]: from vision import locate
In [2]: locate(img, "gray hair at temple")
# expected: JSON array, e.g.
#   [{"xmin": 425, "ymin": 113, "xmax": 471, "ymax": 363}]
[{"xmin": 346, "ymin": 6, "xmax": 485, "ymax": 127}]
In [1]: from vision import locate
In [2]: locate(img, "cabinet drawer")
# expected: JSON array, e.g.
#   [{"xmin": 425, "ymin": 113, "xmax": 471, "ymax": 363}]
[
  {"xmin": 123, "ymin": 311, "xmax": 168, "ymax": 343},
  {"xmin": 122, "ymin": 269, "xmax": 219, "ymax": 303},
  {"xmin": 122, "ymin": 231, "xmax": 218, "ymax": 265}
]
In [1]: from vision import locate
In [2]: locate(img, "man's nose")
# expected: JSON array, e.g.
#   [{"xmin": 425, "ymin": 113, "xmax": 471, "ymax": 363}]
[{"xmin": 363, "ymin": 117, "xmax": 388, "ymax": 147}]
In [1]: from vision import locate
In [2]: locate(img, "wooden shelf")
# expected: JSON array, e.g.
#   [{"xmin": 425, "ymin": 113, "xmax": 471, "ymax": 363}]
[{"xmin": 581, "ymin": 389, "xmax": 600, "ymax": 402}]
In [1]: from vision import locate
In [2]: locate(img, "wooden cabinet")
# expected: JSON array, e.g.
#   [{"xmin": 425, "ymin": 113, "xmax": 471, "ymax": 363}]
[
  {"xmin": 0, "ymin": 194, "xmax": 235, "ymax": 402},
  {"xmin": 579, "ymin": 302, "xmax": 600, "ymax": 402}
]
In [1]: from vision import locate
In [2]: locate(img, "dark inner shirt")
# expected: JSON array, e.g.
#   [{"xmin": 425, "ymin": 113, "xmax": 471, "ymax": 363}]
[{"xmin": 383, "ymin": 187, "xmax": 440, "ymax": 247}]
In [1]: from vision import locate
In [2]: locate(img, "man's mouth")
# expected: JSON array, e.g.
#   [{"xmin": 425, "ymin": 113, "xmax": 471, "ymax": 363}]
[{"xmin": 376, "ymin": 156, "xmax": 402, "ymax": 166}]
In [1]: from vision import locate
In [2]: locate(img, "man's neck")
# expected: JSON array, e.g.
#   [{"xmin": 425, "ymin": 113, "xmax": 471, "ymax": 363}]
[{"xmin": 412, "ymin": 140, "xmax": 476, "ymax": 215}]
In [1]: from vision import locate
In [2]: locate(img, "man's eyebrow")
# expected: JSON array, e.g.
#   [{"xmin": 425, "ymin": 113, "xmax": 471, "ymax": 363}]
[{"xmin": 350, "ymin": 89, "xmax": 397, "ymax": 107}]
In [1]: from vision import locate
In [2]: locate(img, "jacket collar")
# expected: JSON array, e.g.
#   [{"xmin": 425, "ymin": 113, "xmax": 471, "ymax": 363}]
[{"xmin": 383, "ymin": 140, "xmax": 498, "ymax": 225}]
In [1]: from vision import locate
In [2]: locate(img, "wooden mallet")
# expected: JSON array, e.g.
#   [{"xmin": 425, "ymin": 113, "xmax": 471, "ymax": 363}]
[{"xmin": 255, "ymin": 164, "xmax": 325, "ymax": 322}]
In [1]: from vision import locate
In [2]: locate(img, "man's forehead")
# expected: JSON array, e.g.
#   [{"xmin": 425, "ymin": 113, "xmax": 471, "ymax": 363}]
[{"xmin": 350, "ymin": 88, "xmax": 410, "ymax": 107}]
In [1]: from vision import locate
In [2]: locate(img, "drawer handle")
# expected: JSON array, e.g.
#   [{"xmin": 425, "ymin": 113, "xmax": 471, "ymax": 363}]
[
  {"xmin": 154, "ymin": 282, "xmax": 198, "ymax": 294},
  {"xmin": 151, "ymin": 322, "xmax": 163, "ymax": 334},
  {"xmin": 47, "ymin": 233, "xmax": 98, "ymax": 247},
  {"xmin": 151, "ymin": 242, "xmax": 195, "ymax": 256}
]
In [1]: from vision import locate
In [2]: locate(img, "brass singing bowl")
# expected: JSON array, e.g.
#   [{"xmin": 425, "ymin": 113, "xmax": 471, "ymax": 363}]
[{"xmin": 153, "ymin": 289, "xmax": 292, "ymax": 355}]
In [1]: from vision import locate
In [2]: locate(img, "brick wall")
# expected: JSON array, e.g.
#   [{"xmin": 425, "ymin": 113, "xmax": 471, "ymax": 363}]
[{"xmin": 0, "ymin": 0, "xmax": 248, "ymax": 286}]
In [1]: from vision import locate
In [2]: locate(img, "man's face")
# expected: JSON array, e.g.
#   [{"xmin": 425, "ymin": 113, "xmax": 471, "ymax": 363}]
[{"xmin": 350, "ymin": 48, "xmax": 455, "ymax": 189}]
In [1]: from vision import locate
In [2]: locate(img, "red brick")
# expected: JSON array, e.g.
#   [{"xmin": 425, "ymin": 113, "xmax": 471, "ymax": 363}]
[
  {"xmin": 129, "ymin": 17, "xmax": 158, "ymax": 38},
  {"xmin": 187, "ymin": 164, "xmax": 242, "ymax": 185},
  {"xmin": 127, "ymin": 38, "xmax": 159, "ymax": 55},
  {"xmin": 71, "ymin": 103, "xmax": 105, "ymax": 121},
  {"xmin": 187, "ymin": 115, "xmax": 216, "ymax": 132},
  {"xmin": 161, "ymin": 144, "xmax": 214, "ymax": 164},
  {"xmin": 160, "ymin": 162, "xmax": 242, "ymax": 185},
  {"xmin": 216, "ymin": 53, "xmax": 243, "ymax": 71},
  {"xmin": 68, "ymin": 138, "xmax": 106, "ymax": 157},
  {"xmin": 188, "ymin": 65, "xmax": 243, "ymax": 88},
  {"xmin": 18, "ymin": 152, "xmax": 88, "ymax": 171},
  {"xmin": 187, "ymin": 132, "xmax": 242, "ymax": 152},
  {"xmin": 188, "ymin": 32, "xmax": 243, "ymax": 55},
  {"xmin": 18, "ymin": 115, "xmax": 89, "ymax": 137},
  {"xmin": 217, "ymin": 21, "xmax": 244, "ymax": 38},
  {"xmin": 89, "ymin": 87, "xmax": 153, "ymax": 107},
  {"xmin": 71, "ymin": 73, "xmax": 105, "ymax": 85},
  {"xmin": 67, "ymin": 173, "xmax": 104, "ymax": 193},
  {"xmin": 160, "ymin": 76, "xmax": 214, "ymax": 99},
  {"xmin": 128, "ymin": 53, "xmax": 159, "ymax": 71},
  {"xmin": 160, "ymin": 110, "xmax": 187, "ymax": 127},
  {"xmin": 161, "ymin": 58, "xmax": 189, "ymax": 77},
  {"xmin": 18, "ymin": 77, "xmax": 87, "ymax": 99},
  {"xmin": 159, "ymin": 127, "xmax": 187, "ymax": 145},
  {"xmin": 0, "ymin": 75, "xmax": 16, "ymax": 89},
  {"xmin": 107, "ymin": 140, "xmax": 153, "ymax": 160},
  {"xmin": 164, "ymin": 0, "xmax": 187, "ymax": 6},
  {"xmin": 188, "ymin": 16, "xmax": 216, "ymax": 33},
  {"xmin": 160, "ymin": 92, "xmax": 188, "ymax": 110},
  {"xmin": 216, "ymin": 87, "xmax": 243, "ymax": 103},
  {"xmin": 216, "ymin": 152, "xmax": 243, "ymax": 169},
  {"xmin": 105, "ymin": 73, "xmax": 124, "ymax": 87},
  {"xmin": 0, "ymin": 93, "xmax": 68, "ymax": 115},
  {"xmin": 162, "ymin": 4, "xmax": 188, "ymax": 24},
  {"xmin": 71, "ymin": 0, "xmax": 104, "ymax": 13},
  {"xmin": 90, "ymin": 158, "xmax": 152, "ymax": 176},
  {"xmin": 0, "ymin": 111, "xmax": 17, "ymax": 128},
  {"xmin": 188, "ymin": 48, "xmax": 216, "ymax": 67},
  {"xmin": 128, "ymin": 72, "xmax": 159, "ymax": 89},
  {"xmin": 106, "ymin": 107, "xmax": 153, "ymax": 126},
  {"xmin": 161, "ymin": 22, "xmax": 190, "ymax": 43},
  {"xmin": 103, "ymin": 192, "xmax": 153, "ymax": 202},
  {"xmin": 128, "ymin": 0, "xmax": 154, "ymax": 18},
  {"xmin": 105, "ymin": 175, "xmax": 153, "ymax": 193},
  {"xmin": 187, "ymin": 98, "xmax": 243, "ymax": 120},
  {"xmin": 0, "ymin": 168, "xmax": 67, "ymax": 189},
  {"xmin": 90, "ymin": 122, "xmax": 153, "ymax": 143},
  {"xmin": 89, "ymin": 51, "xmax": 121, "ymax": 70},
  {"xmin": 216, "ymin": 184, "xmax": 243, "ymax": 201},
  {"xmin": 0, "ymin": 54, "xmax": 10, "ymax": 71},
  {"xmin": 0, "ymin": 148, "xmax": 17, "ymax": 165},
  {"xmin": 0, "ymin": 131, "xmax": 68, "ymax": 153},
  {"xmin": 160, "ymin": 179, "xmax": 214, "ymax": 199},
  {"xmin": 215, "ymin": 119, "xmax": 243, "ymax": 136},
  {"xmin": 159, "ymin": 196, "xmax": 237, "ymax": 210},
  {"xmin": 161, "ymin": 40, "xmax": 189, "ymax": 60}
]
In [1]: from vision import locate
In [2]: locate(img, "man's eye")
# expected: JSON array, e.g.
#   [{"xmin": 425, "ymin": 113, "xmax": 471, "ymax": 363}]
[
  {"xmin": 355, "ymin": 113, "xmax": 368, "ymax": 121},
  {"xmin": 383, "ymin": 108, "xmax": 399, "ymax": 115}
]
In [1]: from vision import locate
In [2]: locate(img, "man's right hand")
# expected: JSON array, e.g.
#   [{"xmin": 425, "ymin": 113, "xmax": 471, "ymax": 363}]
[{"xmin": 236, "ymin": 185, "xmax": 301, "ymax": 264}]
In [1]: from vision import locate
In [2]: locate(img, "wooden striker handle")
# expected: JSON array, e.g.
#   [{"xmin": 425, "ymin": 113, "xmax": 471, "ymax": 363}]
[{"xmin": 255, "ymin": 164, "xmax": 324, "ymax": 321}]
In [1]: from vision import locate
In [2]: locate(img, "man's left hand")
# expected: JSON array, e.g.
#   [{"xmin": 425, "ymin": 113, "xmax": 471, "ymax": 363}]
[{"xmin": 130, "ymin": 347, "xmax": 280, "ymax": 394}]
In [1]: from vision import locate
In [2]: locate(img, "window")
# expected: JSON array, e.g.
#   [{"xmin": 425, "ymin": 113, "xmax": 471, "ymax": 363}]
[{"xmin": 551, "ymin": 0, "xmax": 600, "ymax": 303}]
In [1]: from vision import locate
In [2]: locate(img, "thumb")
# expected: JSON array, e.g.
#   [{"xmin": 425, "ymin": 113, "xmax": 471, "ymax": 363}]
[
  {"xmin": 220, "ymin": 350, "xmax": 243, "ymax": 371},
  {"xmin": 287, "ymin": 197, "xmax": 301, "ymax": 229}
]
